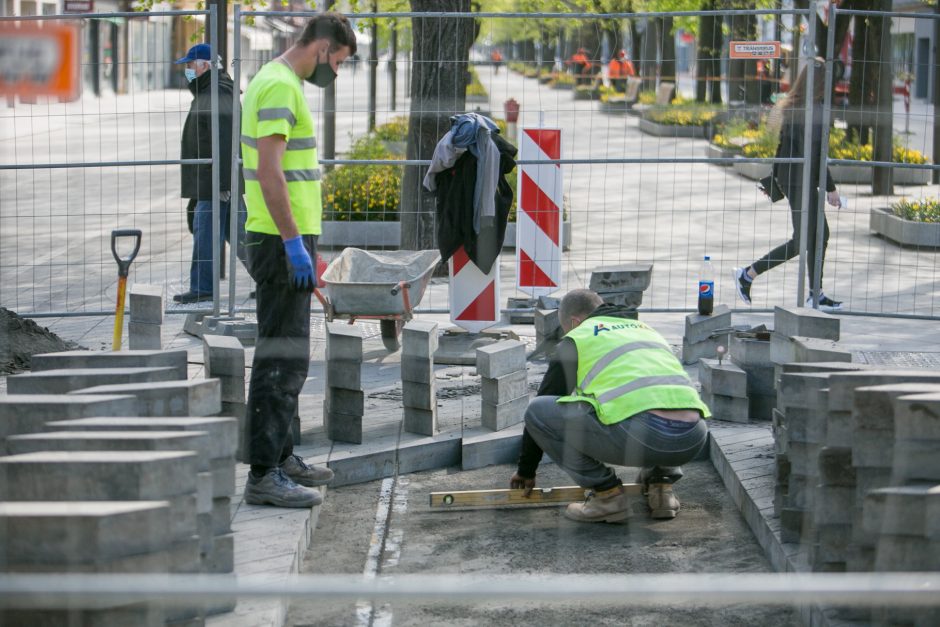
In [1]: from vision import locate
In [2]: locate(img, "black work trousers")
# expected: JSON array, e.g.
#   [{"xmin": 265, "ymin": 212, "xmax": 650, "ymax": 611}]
[{"xmin": 244, "ymin": 231, "xmax": 316, "ymax": 467}]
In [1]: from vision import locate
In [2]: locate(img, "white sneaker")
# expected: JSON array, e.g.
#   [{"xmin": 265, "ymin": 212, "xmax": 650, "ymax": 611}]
[{"xmin": 805, "ymin": 293, "xmax": 843, "ymax": 312}]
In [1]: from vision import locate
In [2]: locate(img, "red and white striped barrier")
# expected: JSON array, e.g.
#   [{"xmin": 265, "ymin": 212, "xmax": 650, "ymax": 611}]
[
  {"xmin": 516, "ymin": 128, "xmax": 563, "ymax": 297},
  {"xmin": 449, "ymin": 246, "xmax": 499, "ymax": 333}
]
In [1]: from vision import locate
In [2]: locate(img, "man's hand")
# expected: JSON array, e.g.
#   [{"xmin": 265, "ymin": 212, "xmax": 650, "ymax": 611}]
[
  {"xmin": 283, "ymin": 236, "xmax": 315, "ymax": 291},
  {"xmin": 510, "ymin": 472, "xmax": 536, "ymax": 497},
  {"xmin": 827, "ymin": 190, "xmax": 842, "ymax": 208}
]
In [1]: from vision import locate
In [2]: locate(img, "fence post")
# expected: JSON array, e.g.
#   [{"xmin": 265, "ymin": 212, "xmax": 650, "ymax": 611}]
[
  {"xmin": 796, "ymin": 7, "xmax": 817, "ymax": 307},
  {"xmin": 209, "ymin": 3, "xmax": 221, "ymax": 317},
  {"xmin": 229, "ymin": 4, "xmax": 243, "ymax": 316}
]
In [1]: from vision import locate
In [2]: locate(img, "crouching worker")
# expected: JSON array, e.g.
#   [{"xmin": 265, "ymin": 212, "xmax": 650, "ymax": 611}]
[{"xmin": 509, "ymin": 289, "xmax": 710, "ymax": 523}]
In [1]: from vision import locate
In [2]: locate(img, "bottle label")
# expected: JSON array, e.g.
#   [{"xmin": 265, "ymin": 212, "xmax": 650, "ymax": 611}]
[{"xmin": 699, "ymin": 281, "xmax": 714, "ymax": 298}]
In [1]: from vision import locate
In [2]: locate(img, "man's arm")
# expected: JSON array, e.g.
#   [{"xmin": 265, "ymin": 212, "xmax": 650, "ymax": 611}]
[{"xmin": 256, "ymin": 134, "xmax": 299, "ymax": 240}]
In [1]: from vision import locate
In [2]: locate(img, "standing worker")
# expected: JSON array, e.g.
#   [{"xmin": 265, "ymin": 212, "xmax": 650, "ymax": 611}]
[
  {"xmin": 173, "ymin": 43, "xmax": 244, "ymax": 304},
  {"xmin": 241, "ymin": 13, "xmax": 357, "ymax": 507},
  {"xmin": 509, "ymin": 289, "xmax": 710, "ymax": 523},
  {"xmin": 733, "ymin": 59, "xmax": 843, "ymax": 311}
]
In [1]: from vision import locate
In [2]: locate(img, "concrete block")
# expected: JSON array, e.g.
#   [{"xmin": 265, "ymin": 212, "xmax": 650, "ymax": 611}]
[
  {"xmin": 683, "ymin": 305, "xmax": 732, "ymax": 345},
  {"xmin": 748, "ymin": 393, "xmax": 775, "ymax": 421},
  {"xmin": 402, "ymin": 381, "xmax": 436, "ymax": 411},
  {"xmin": 325, "ymin": 322, "xmax": 363, "ymax": 361},
  {"xmin": 774, "ymin": 305, "xmax": 840, "ymax": 341},
  {"xmin": 403, "ymin": 406, "xmax": 437, "ymax": 437},
  {"xmin": 1, "ymin": 606, "xmax": 164, "ymax": 626},
  {"xmin": 481, "ymin": 395, "xmax": 529, "ymax": 431},
  {"xmin": 506, "ymin": 297, "xmax": 536, "ymax": 324},
  {"xmin": 730, "ymin": 336, "xmax": 772, "ymax": 369},
  {"xmin": 183, "ymin": 312, "xmax": 207, "ymax": 337},
  {"xmin": 211, "ymin": 496, "xmax": 232, "ymax": 535},
  {"xmin": 780, "ymin": 507, "xmax": 804, "ymax": 543},
  {"xmin": 589, "ymin": 263, "xmax": 653, "ymax": 292},
  {"xmin": 785, "ymin": 407, "xmax": 825, "ymax": 444},
  {"xmin": 31, "ymin": 349, "xmax": 188, "ymax": 380},
  {"xmin": 197, "ymin": 471, "xmax": 212, "ymax": 515},
  {"xmin": 891, "ymin": 437, "xmax": 940, "ymax": 483},
  {"xmin": 202, "ymin": 334, "xmax": 245, "ymax": 377},
  {"xmin": 827, "ymin": 369, "xmax": 940, "ymax": 413},
  {"xmin": 216, "ymin": 374, "xmax": 245, "ymax": 403},
  {"xmin": 596, "ymin": 290, "xmax": 643, "ymax": 309},
  {"xmin": 44, "ymin": 417, "xmax": 238, "ymax": 461},
  {"xmin": 870, "ymin": 485, "xmax": 940, "ymax": 537},
  {"xmin": 169, "ymin": 534, "xmax": 201, "ymax": 575},
  {"xmin": 816, "ymin": 523, "xmax": 851, "ymax": 563},
  {"xmin": 534, "ymin": 309, "xmax": 561, "ymax": 341},
  {"xmin": 0, "ymin": 394, "xmax": 137, "ymax": 453},
  {"xmin": 852, "ymin": 429, "xmax": 892, "ymax": 468},
  {"xmin": 128, "ymin": 283, "xmax": 165, "ymax": 325},
  {"xmin": 7, "ymin": 366, "xmax": 178, "ymax": 395},
  {"xmin": 210, "ymin": 456, "xmax": 236, "ymax": 498},
  {"xmin": 204, "ymin": 532, "xmax": 234, "ymax": 574},
  {"xmin": 875, "ymin": 534, "xmax": 939, "ymax": 572},
  {"xmin": 401, "ymin": 356, "xmax": 433, "ymax": 385},
  {"xmin": 791, "ymin": 336, "xmax": 852, "ymax": 364},
  {"xmin": 777, "ymin": 372, "xmax": 830, "ymax": 411},
  {"xmin": 769, "ymin": 332, "xmax": 798, "ymax": 366},
  {"xmin": 128, "ymin": 321, "xmax": 162, "ymax": 350},
  {"xmin": 698, "ymin": 359, "xmax": 746, "ymax": 398},
  {"xmin": 476, "ymin": 340, "xmax": 526, "ymax": 378},
  {"xmin": 681, "ymin": 334, "xmax": 728, "ymax": 365},
  {"xmin": 818, "ymin": 446, "xmax": 855, "ymax": 487},
  {"xmin": 853, "ymin": 383, "xmax": 940, "ymax": 431},
  {"xmin": 70, "ymin": 379, "xmax": 222, "ymax": 417},
  {"xmin": 461, "ymin": 424, "xmax": 524, "ymax": 470},
  {"xmin": 324, "ymin": 399, "xmax": 362, "ymax": 445},
  {"xmin": 402, "ymin": 320, "xmax": 439, "ymax": 358},
  {"xmin": 780, "ymin": 361, "xmax": 873, "ymax": 375},
  {"xmin": 326, "ymin": 387, "xmax": 364, "ymax": 415},
  {"xmin": 816, "ymin": 485, "xmax": 854, "ymax": 525},
  {"xmin": 746, "ymin": 366, "xmax": 776, "ymax": 397},
  {"xmin": 895, "ymin": 392, "xmax": 940, "ymax": 440},
  {"xmin": 824, "ymin": 410, "xmax": 853, "ymax": 447},
  {"xmin": 701, "ymin": 392, "xmax": 749, "ymax": 423},
  {"xmin": 326, "ymin": 358, "xmax": 362, "ymax": 390},
  {"xmin": 481, "ymin": 370, "xmax": 529, "ymax": 405},
  {"xmin": 788, "ymin": 443, "xmax": 820, "ymax": 476}
]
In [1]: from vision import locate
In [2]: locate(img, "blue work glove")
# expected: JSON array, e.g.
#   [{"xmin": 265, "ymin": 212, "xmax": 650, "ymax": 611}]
[{"xmin": 283, "ymin": 236, "xmax": 315, "ymax": 291}]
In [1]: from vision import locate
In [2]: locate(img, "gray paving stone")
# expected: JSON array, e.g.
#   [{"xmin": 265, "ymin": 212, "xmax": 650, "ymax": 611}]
[
  {"xmin": 534, "ymin": 308, "xmax": 561, "ymax": 341},
  {"xmin": 826, "ymin": 369, "xmax": 940, "ymax": 413},
  {"xmin": 852, "ymin": 383, "xmax": 940, "ymax": 431},
  {"xmin": 851, "ymin": 429, "xmax": 893, "ymax": 468},
  {"xmin": 596, "ymin": 290, "xmax": 643, "ymax": 309},
  {"xmin": 891, "ymin": 437, "xmax": 940, "ymax": 483},
  {"xmin": 701, "ymin": 392, "xmax": 749, "ymax": 423},
  {"xmin": 730, "ymin": 336, "xmax": 772, "ymax": 370},
  {"xmin": 699, "ymin": 358, "xmax": 747, "ymax": 398},
  {"xmin": 403, "ymin": 406, "xmax": 437, "ymax": 436},
  {"xmin": 777, "ymin": 372, "xmax": 831, "ymax": 411},
  {"xmin": 402, "ymin": 320, "xmax": 439, "ymax": 358},
  {"xmin": 169, "ymin": 534, "xmax": 201, "ymax": 575},
  {"xmin": 481, "ymin": 370, "xmax": 529, "ymax": 405},
  {"xmin": 209, "ymin": 456, "xmax": 236, "ymax": 498},
  {"xmin": 203, "ymin": 334, "xmax": 246, "ymax": 377},
  {"xmin": 325, "ymin": 322, "xmax": 363, "ymax": 361},
  {"xmin": 197, "ymin": 471, "xmax": 213, "ymax": 515},
  {"xmin": 683, "ymin": 305, "xmax": 732, "ymax": 345},
  {"xmin": 769, "ymin": 332, "xmax": 798, "ymax": 366},
  {"xmin": 0, "ymin": 394, "xmax": 136, "ymax": 453},
  {"xmin": 816, "ymin": 523, "xmax": 851, "ymax": 563},
  {"xmin": 44, "ymin": 417, "xmax": 238, "ymax": 461},
  {"xmin": 216, "ymin": 374, "xmax": 246, "ymax": 404},
  {"xmin": 70, "ymin": 379, "xmax": 222, "ymax": 417},
  {"xmin": 870, "ymin": 485, "xmax": 940, "ymax": 537},
  {"xmin": 791, "ymin": 336, "xmax": 852, "ymax": 364},
  {"xmin": 874, "ymin": 533, "xmax": 939, "ymax": 572},
  {"xmin": 211, "ymin": 497, "xmax": 232, "ymax": 536},
  {"xmin": 825, "ymin": 410, "xmax": 854, "ymax": 446},
  {"xmin": 325, "ymin": 358, "xmax": 362, "ymax": 389},
  {"xmin": 128, "ymin": 283, "xmax": 165, "ymax": 325},
  {"xmin": 748, "ymin": 392, "xmax": 776, "ymax": 422},
  {"xmin": 7, "ymin": 366, "xmax": 178, "ymax": 395},
  {"xmin": 481, "ymin": 395, "xmax": 529, "ymax": 431},
  {"xmin": 773, "ymin": 305, "xmax": 840, "ymax": 341},
  {"xmin": 205, "ymin": 532, "xmax": 235, "ymax": 574},
  {"xmin": 894, "ymin": 392, "xmax": 940, "ymax": 440},
  {"xmin": 326, "ymin": 387, "xmax": 364, "ymax": 416},
  {"xmin": 818, "ymin": 447, "xmax": 855, "ymax": 487},
  {"xmin": 128, "ymin": 321, "xmax": 162, "ymax": 350},
  {"xmin": 588, "ymin": 263, "xmax": 653, "ymax": 292},
  {"xmin": 681, "ymin": 334, "xmax": 728, "ymax": 365},
  {"xmin": 324, "ymin": 401, "xmax": 362, "ymax": 445},
  {"xmin": 325, "ymin": 432, "xmax": 462, "ymax": 487},
  {"xmin": 402, "ymin": 381, "xmax": 436, "ymax": 412},
  {"xmin": 461, "ymin": 424, "xmax": 524, "ymax": 470},
  {"xmin": 401, "ymin": 355, "xmax": 433, "ymax": 385},
  {"xmin": 815, "ymin": 485, "xmax": 855, "ymax": 525},
  {"xmin": 780, "ymin": 361, "xmax": 873, "ymax": 375},
  {"xmin": 476, "ymin": 340, "xmax": 526, "ymax": 378},
  {"xmin": 784, "ymin": 407, "xmax": 825, "ymax": 444},
  {"xmin": 30, "ymin": 349, "xmax": 188, "ymax": 380}
]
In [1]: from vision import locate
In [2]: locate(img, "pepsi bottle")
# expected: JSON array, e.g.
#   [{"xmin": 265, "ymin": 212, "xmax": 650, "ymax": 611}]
[{"xmin": 698, "ymin": 255, "xmax": 714, "ymax": 316}]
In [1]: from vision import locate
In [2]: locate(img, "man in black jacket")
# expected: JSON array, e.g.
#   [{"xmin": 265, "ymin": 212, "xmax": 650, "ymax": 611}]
[{"xmin": 174, "ymin": 43, "xmax": 245, "ymax": 304}]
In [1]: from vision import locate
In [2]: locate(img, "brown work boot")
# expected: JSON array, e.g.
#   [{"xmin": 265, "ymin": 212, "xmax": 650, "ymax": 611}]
[
  {"xmin": 647, "ymin": 483, "xmax": 680, "ymax": 519},
  {"xmin": 564, "ymin": 485, "xmax": 631, "ymax": 523}
]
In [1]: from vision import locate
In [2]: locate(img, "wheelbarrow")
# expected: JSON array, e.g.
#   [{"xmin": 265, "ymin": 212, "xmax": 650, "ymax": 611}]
[{"xmin": 314, "ymin": 248, "xmax": 441, "ymax": 352}]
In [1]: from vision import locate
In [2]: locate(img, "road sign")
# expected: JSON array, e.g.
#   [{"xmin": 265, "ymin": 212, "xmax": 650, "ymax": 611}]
[
  {"xmin": 729, "ymin": 41, "xmax": 781, "ymax": 59},
  {"xmin": 0, "ymin": 22, "xmax": 81, "ymax": 101},
  {"xmin": 64, "ymin": 0, "xmax": 94, "ymax": 12},
  {"xmin": 449, "ymin": 246, "xmax": 499, "ymax": 334},
  {"xmin": 516, "ymin": 128, "xmax": 563, "ymax": 297}
]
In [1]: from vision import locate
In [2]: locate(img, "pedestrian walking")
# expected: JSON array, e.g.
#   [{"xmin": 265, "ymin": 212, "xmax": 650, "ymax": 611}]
[
  {"xmin": 510, "ymin": 289, "xmax": 710, "ymax": 523},
  {"xmin": 174, "ymin": 43, "xmax": 245, "ymax": 304},
  {"xmin": 733, "ymin": 59, "xmax": 843, "ymax": 311},
  {"xmin": 240, "ymin": 13, "xmax": 357, "ymax": 508}
]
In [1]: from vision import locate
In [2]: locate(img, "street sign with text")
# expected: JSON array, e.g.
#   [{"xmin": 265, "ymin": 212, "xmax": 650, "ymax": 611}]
[{"xmin": 729, "ymin": 41, "xmax": 781, "ymax": 59}]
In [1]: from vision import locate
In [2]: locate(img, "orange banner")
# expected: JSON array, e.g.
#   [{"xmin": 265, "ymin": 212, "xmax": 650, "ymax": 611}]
[{"xmin": 0, "ymin": 22, "xmax": 81, "ymax": 101}]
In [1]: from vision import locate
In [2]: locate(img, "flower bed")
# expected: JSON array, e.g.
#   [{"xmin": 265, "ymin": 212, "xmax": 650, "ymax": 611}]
[
  {"xmin": 638, "ymin": 102, "xmax": 722, "ymax": 137},
  {"xmin": 870, "ymin": 198, "xmax": 940, "ymax": 248}
]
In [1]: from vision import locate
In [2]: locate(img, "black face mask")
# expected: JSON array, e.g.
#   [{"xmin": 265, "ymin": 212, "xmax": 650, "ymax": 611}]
[{"xmin": 306, "ymin": 51, "xmax": 337, "ymax": 88}]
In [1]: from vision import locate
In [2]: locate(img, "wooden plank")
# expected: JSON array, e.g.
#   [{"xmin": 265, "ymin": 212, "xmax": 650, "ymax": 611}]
[{"xmin": 428, "ymin": 483, "xmax": 644, "ymax": 510}]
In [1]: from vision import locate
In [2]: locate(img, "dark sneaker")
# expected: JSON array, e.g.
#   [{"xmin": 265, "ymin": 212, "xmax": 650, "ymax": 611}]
[
  {"xmin": 732, "ymin": 267, "xmax": 752, "ymax": 305},
  {"xmin": 805, "ymin": 293, "xmax": 842, "ymax": 312},
  {"xmin": 279, "ymin": 454, "xmax": 334, "ymax": 487},
  {"xmin": 244, "ymin": 468, "xmax": 322, "ymax": 508},
  {"xmin": 173, "ymin": 291, "xmax": 212, "ymax": 304}
]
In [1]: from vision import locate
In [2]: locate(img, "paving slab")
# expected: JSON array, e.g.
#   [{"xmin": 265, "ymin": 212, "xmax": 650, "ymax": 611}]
[
  {"xmin": 30, "ymin": 349, "xmax": 189, "ymax": 380},
  {"xmin": 0, "ymin": 393, "xmax": 138, "ymax": 452},
  {"xmin": 70, "ymin": 378, "xmax": 222, "ymax": 417},
  {"xmin": 6, "ymin": 366, "xmax": 179, "ymax": 395}
]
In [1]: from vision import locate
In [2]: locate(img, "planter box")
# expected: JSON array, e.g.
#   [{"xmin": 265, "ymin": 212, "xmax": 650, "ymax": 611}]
[
  {"xmin": 319, "ymin": 220, "xmax": 572, "ymax": 251},
  {"xmin": 733, "ymin": 159, "xmax": 772, "ymax": 181},
  {"xmin": 573, "ymin": 89, "xmax": 598, "ymax": 101},
  {"xmin": 830, "ymin": 164, "xmax": 931, "ymax": 186},
  {"xmin": 598, "ymin": 99, "xmax": 629, "ymax": 115},
  {"xmin": 869, "ymin": 207, "xmax": 940, "ymax": 248},
  {"xmin": 465, "ymin": 94, "xmax": 489, "ymax": 105},
  {"xmin": 706, "ymin": 143, "xmax": 739, "ymax": 164},
  {"xmin": 638, "ymin": 118, "xmax": 707, "ymax": 139},
  {"xmin": 551, "ymin": 82, "xmax": 574, "ymax": 91}
]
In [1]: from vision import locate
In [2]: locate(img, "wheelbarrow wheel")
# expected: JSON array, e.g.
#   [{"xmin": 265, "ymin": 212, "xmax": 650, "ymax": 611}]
[{"xmin": 380, "ymin": 319, "xmax": 403, "ymax": 352}]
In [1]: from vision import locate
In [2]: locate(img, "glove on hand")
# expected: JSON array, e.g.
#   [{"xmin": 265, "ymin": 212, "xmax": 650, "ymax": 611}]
[{"xmin": 283, "ymin": 236, "xmax": 315, "ymax": 291}]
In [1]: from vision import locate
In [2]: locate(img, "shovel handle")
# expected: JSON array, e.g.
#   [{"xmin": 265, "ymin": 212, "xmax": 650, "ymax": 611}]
[{"xmin": 111, "ymin": 229, "xmax": 142, "ymax": 278}]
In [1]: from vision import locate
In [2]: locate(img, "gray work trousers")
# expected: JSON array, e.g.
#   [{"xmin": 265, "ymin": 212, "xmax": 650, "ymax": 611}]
[{"xmin": 525, "ymin": 395, "xmax": 708, "ymax": 490}]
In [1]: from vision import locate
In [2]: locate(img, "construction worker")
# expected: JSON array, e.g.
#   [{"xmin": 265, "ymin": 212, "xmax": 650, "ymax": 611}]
[
  {"xmin": 510, "ymin": 289, "xmax": 710, "ymax": 523},
  {"xmin": 240, "ymin": 13, "xmax": 357, "ymax": 508},
  {"xmin": 568, "ymin": 48, "xmax": 592, "ymax": 84},
  {"xmin": 608, "ymin": 49, "xmax": 635, "ymax": 92}
]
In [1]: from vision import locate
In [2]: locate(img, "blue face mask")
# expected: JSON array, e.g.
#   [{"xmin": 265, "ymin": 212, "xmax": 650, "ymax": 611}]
[{"xmin": 184, "ymin": 68, "xmax": 197, "ymax": 83}]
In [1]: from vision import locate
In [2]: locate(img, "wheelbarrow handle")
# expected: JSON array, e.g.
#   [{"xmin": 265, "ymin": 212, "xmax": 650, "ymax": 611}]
[
  {"xmin": 390, "ymin": 281, "xmax": 411, "ymax": 297},
  {"xmin": 111, "ymin": 229, "xmax": 142, "ymax": 278}
]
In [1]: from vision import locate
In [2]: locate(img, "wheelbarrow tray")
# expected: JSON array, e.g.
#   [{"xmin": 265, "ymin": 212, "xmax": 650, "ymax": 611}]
[{"xmin": 321, "ymin": 248, "xmax": 441, "ymax": 316}]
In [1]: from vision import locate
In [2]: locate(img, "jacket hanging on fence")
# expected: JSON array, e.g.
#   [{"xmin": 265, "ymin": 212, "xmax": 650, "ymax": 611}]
[{"xmin": 426, "ymin": 115, "xmax": 517, "ymax": 275}]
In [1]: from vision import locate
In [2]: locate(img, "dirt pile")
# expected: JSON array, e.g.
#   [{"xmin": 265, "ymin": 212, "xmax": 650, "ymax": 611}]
[{"xmin": 0, "ymin": 308, "xmax": 83, "ymax": 374}]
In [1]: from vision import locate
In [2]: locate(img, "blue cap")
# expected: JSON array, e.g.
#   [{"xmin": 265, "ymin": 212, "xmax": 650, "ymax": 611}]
[{"xmin": 175, "ymin": 43, "xmax": 212, "ymax": 64}]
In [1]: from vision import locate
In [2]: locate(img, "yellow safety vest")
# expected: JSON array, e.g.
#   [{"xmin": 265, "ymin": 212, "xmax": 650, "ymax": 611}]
[
  {"xmin": 241, "ymin": 61, "xmax": 321, "ymax": 235},
  {"xmin": 558, "ymin": 316, "xmax": 711, "ymax": 424}
]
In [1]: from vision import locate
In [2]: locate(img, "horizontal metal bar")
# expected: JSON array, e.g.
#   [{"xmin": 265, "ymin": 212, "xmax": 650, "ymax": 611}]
[
  {"xmin": 24, "ymin": 309, "xmax": 214, "ymax": 318},
  {"xmin": 0, "ymin": 10, "xmax": 209, "ymax": 20},
  {"xmin": 0, "ymin": 159, "xmax": 210, "ymax": 171},
  {"xmin": 832, "ymin": 8, "xmax": 940, "ymax": 21},
  {"xmin": 828, "ymin": 159, "xmax": 940, "ymax": 171},
  {"xmin": 244, "ymin": 9, "xmax": 808, "ymax": 19},
  {"xmin": 321, "ymin": 157, "xmax": 804, "ymax": 167}
]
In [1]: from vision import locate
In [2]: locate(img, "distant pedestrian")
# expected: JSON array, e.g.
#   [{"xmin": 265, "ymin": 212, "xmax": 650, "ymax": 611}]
[
  {"xmin": 733, "ymin": 58, "xmax": 843, "ymax": 311},
  {"xmin": 491, "ymin": 48, "xmax": 503, "ymax": 74},
  {"xmin": 174, "ymin": 43, "xmax": 245, "ymax": 304}
]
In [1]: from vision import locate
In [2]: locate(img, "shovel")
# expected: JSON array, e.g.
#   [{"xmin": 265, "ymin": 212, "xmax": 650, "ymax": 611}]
[{"xmin": 110, "ymin": 229, "xmax": 142, "ymax": 351}]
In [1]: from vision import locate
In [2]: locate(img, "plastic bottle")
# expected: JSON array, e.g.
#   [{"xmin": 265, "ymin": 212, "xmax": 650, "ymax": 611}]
[{"xmin": 698, "ymin": 255, "xmax": 714, "ymax": 316}]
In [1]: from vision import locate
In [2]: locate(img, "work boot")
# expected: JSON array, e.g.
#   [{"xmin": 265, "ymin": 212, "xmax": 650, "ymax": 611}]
[
  {"xmin": 244, "ymin": 468, "xmax": 322, "ymax": 508},
  {"xmin": 564, "ymin": 485, "xmax": 631, "ymax": 523},
  {"xmin": 647, "ymin": 483, "xmax": 680, "ymax": 519},
  {"xmin": 280, "ymin": 454, "xmax": 334, "ymax": 487}
]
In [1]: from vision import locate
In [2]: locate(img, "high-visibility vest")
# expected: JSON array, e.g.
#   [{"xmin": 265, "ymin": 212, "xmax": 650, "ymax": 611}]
[
  {"xmin": 241, "ymin": 61, "xmax": 321, "ymax": 235},
  {"xmin": 558, "ymin": 316, "xmax": 711, "ymax": 424}
]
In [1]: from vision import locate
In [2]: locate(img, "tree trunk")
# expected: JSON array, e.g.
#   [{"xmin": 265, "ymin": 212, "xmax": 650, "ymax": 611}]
[
  {"xmin": 871, "ymin": 0, "xmax": 893, "ymax": 196},
  {"xmin": 322, "ymin": 0, "xmax": 336, "ymax": 172},
  {"xmin": 659, "ymin": 16, "xmax": 676, "ymax": 84},
  {"xmin": 400, "ymin": 0, "xmax": 475, "ymax": 251},
  {"xmin": 368, "ymin": 1, "xmax": 378, "ymax": 132},
  {"xmin": 389, "ymin": 23, "xmax": 398, "ymax": 112},
  {"xmin": 728, "ymin": 12, "xmax": 759, "ymax": 104},
  {"xmin": 696, "ymin": 5, "xmax": 721, "ymax": 103},
  {"xmin": 934, "ymin": 0, "xmax": 939, "ymax": 183},
  {"xmin": 640, "ymin": 18, "xmax": 658, "ymax": 91}
]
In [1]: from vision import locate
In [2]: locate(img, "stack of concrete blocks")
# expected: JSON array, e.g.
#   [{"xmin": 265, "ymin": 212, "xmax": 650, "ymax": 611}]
[
  {"xmin": 401, "ymin": 320, "xmax": 439, "ymax": 436},
  {"xmin": 128, "ymin": 283, "xmax": 164, "ymax": 350},
  {"xmin": 697, "ymin": 358, "xmax": 748, "ymax": 423},
  {"xmin": 769, "ymin": 306, "xmax": 848, "ymax": 382},
  {"xmin": 534, "ymin": 308, "xmax": 562, "ymax": 350},
  {"xmin": 6, "ymin": 365, "xmax": 180, "ymax": 395},
  {"xmin": 681, "ymin": 304, "xmax": 731, "ymax": 365},
  {"xmin": 729, "ymin": 333, "xmax": 775, "ymax": 421},
  {"xmin": 70, "ymin": 379, "xmax": 222, "ymax": 417},
  {"xmin": 477, "ymin": 340, "xmax": 529, "ymax": 431},
  {"xmin": 325, "ymin": 322, "xmax": 364, "ymax": 444},
  {"xmin": 203, "ymin": 334, "xmax": 248, "ymax": 460},
  {"xmin": 589, "ymin": 263, "xmax": 653, "ymax": 318}
]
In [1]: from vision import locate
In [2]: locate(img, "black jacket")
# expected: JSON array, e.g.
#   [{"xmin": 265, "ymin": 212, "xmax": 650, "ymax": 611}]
[
  {"xmin": 774, "ymin": 105, "xmax": 836, "ymax": 195},
  {"xmin": 517, "ymin": 304, "xmax": 638, "ymax": 478},
  {"xmin": 180, "ymin": 69, "xmax": 236, "ymax": 199},
  {"xmin": 434, "ymin": 132, "xmax": 517, "ymax": 274}
]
